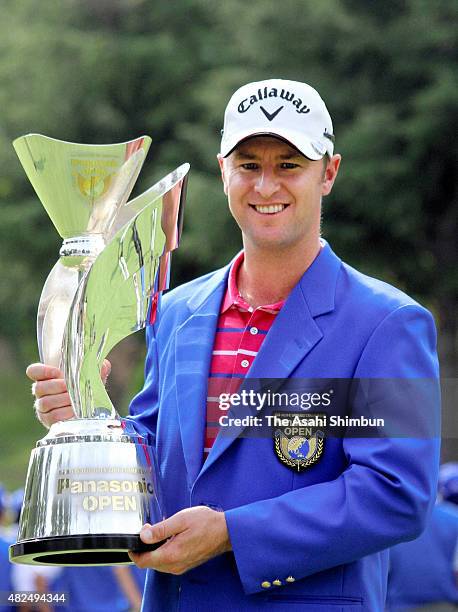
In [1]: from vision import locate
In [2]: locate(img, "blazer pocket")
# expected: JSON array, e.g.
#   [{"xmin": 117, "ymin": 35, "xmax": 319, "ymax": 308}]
[{"xmin": 267, "ymin": 594, "xmax": 363, "ymax": 607}]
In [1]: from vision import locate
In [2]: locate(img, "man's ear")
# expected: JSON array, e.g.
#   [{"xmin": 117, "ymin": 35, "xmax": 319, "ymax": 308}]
[
  {"xmin": 322, "ymin": 154, "xmax": 341, "ymax": 197},
  {"xmin": 217, "ymin": 154, "xmax": 228, "ymax": 196}
]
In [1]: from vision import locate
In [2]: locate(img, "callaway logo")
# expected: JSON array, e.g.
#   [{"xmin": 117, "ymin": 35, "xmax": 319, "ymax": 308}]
[
  {"xmin": 238, "ymin": 86, "xmax": 311, "ymax": 115},
  {"xmin": 260, "ymin": 105, "xmax": 283, "ymax": 121}
]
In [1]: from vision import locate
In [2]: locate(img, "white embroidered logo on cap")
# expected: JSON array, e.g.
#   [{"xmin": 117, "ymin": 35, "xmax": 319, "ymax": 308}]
[{"xmin": 220, "ymin": 78, "xmax": 334, "ymax": 161}]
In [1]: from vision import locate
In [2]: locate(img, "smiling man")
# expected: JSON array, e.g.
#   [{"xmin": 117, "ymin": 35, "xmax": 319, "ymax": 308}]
[
  {"xmin": 29, "ymin": 79, "xmax": 440, "ymax": 611},
  {"xmin": 217, "ymin": 135, "xmax": 339, "ymax": 307}
]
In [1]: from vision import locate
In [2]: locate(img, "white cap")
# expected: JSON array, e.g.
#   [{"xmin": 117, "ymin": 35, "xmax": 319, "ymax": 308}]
[{"xmin": 220, "ymin": 78, "xmax": 334, "ymax": 160}]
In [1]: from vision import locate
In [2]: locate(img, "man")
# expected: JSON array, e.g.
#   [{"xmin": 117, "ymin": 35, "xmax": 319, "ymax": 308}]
[
  {"xmin": 28, "ymin": 79, "xmax": 440, "ymax": 611},
  {"xmin": 386, "ymin": 463, "xmax": 458, "ymax": 611}
]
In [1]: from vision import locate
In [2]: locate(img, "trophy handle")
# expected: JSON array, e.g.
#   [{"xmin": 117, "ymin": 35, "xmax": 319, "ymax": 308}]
[
  {"xmin": 107, "ymin": 162, "xmax": 188, "ymax": 244},
  {"xmin": 64, "ymin": 164, "xmax": 190, "ymax": 419}
]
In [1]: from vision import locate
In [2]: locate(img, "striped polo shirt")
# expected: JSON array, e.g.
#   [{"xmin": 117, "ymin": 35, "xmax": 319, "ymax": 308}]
[{"xmin": 204, "ymin": 252, "xmax": 284, "ymax": 456}]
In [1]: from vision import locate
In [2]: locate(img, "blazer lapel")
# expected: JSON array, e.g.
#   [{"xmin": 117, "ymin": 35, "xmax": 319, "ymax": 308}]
[
  {"xmin": 200, "ymin": 242, "xmax": 342, "ymax": 476},
  {"xmin": 174, "ymin": 265, "xmax": 229, "ymax": 487}
]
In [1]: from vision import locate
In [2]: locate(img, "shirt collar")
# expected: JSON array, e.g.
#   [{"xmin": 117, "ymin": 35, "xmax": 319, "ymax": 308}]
[{"xmin": 221, "ymin": 251, "xmax": 285, "ymax": 314}]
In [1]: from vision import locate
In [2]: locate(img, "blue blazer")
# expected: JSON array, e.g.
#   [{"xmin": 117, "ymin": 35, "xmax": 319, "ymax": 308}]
[{"xmin": 129, "ymin": 241, "xmax": 441, "ymax": 612}]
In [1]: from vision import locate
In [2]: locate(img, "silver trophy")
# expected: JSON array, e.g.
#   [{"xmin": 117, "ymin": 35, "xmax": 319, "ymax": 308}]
[{"xmin": 9, "ymin": 134, "xmax": 189, "ymax": 565}]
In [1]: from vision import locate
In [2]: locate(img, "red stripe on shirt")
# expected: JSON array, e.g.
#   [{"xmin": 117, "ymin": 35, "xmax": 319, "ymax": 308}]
[{"xmin": 204, "ymin": 252, "xmax": 284, "ymax": 457}]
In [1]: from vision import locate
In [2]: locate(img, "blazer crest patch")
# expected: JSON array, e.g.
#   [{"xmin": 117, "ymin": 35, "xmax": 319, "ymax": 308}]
[{"xmin": 273, "ymin": 412, "xmax": 325, "ymax": 471}]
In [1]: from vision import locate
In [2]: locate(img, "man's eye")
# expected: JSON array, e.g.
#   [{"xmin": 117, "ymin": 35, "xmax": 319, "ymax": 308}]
[
  {"xmin": 241, "ymin": 163, "xmax": 258, "ymax": 170},
  {"xmin": 280, "ymin": 162, "xmax": 299, "ymax": 169}
]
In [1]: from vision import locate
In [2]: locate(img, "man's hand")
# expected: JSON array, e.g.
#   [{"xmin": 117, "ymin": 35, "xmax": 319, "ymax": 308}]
[
  {"xmin": 128, "ymin": 506, "xmax": 232, "ymax": 574},
  {"xmin": 26, "ymin": 360, "xmax": 111, "ymax": 428}
]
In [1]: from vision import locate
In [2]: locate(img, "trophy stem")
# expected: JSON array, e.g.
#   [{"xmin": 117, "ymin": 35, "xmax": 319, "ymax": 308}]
[{"xmin": 59, "ymin": 234, "xmax": 105, "ymax": 263}]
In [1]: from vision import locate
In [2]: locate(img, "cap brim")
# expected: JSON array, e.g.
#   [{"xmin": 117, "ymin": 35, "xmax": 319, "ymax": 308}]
[{"xmin": 220, "ymin": 128, "xmax": 330, "ymax": 160}]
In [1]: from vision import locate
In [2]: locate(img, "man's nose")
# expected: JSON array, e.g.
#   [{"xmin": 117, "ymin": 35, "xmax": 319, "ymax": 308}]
[{"xmin": 254, "ymin": 169, "xmax": 280, "ymax": 198}]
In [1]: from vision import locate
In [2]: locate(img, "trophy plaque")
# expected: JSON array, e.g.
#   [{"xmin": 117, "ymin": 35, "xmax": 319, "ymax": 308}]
[{"xmin": 9, "ymin": 134, "xmax": 189, "ymax": 565}]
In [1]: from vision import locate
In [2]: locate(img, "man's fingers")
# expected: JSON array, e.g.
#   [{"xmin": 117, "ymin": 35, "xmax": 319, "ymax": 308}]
[
  {"xmin": 128, "ymin": 508, "xmax": 229, "ymax": 574},
  {"xmin": 33, "ymin": 378, "xmax": 68, "ymax": 398},
  {"xmin": 128, "ymin": 550, "xmax": 162, "ymax": 570},
  {"xmin": 28, "ymin": 361, "xmax": 110, "ymax": 393},
  {"xmin": 128, "ymin": 541, "xmax": 184, "ymax": 573},
  {"xmin": 35, "ymin": 392, "xmax": 72, "ymax": 414},
  {"xmin": 26, "ymin": 363, "xmax": 63, "ymax": 382},
  {"xmin": 37, "ymin": 406, "xmax": 75, "ymax": 428},
  {"xmin": 128, "ymin": 550, "xmax": 148, "ymax": 567},
  {"xmin": 26, "ymin": 361, "xmax": 111, "ymax": 428},
  {"xmin": 140, "ymin": 515, "xmax": 185, "ymax": 545}
]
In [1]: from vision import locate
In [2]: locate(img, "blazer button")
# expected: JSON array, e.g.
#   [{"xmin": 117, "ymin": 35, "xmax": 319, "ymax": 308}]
[
  {"xmin": 261, "ymin": 581, "xmax": 271, "ymax": 589},
  {"xmin": 286, "ymin": 576, "xmax": 295, "ymax": 583},
  {"xmin": 272, "ymin": 579, "xmax": 282, "ymax": 586}
]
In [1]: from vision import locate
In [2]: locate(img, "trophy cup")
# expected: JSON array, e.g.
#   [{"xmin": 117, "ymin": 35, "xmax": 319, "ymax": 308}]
[{"xmin": 9, "ymin": 134, "xmax": 189, "ymax": 565}]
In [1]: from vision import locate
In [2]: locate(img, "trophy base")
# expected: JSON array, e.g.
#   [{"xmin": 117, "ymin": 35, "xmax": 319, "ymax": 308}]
[{"xmin": 10, "ymin": 533, "xmax": 163, "ymax": 566}]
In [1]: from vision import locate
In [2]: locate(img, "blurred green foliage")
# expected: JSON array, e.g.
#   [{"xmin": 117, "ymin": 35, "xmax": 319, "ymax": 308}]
[
  {"xmin": 0, "ymin": 0, "xmax": 457, "ymax": 486},
  {"xmin": 0, "ymin": 371, "xmax": 44, "ymax": 488}
]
